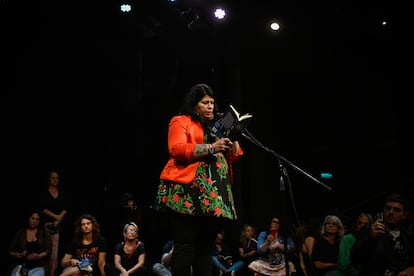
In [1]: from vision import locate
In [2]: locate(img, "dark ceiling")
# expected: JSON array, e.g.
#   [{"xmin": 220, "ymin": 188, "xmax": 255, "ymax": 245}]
[{"xmin": 2, "ymin": 0, "xmax": 410, "ymax": 228}]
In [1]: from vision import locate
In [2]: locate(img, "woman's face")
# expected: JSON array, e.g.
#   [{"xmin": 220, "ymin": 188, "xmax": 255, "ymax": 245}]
[
  {"xmin": 80, "ymin": 219, "xmax": 93, "ymax": 234},
  {"xmin": 28, "ymin": 212, "xmax": 41, "ymax": 229},
  {"xmin": 125, "ymin": 225, "xmax": 138, "ymax": 239},
  {"xmin": 270, "ymin": 218, "xmax": 280, "ymax": 230},
  {"xmin": 245, "ymin": 226, "xmax": 255, "ymax": 238},
  {"xmin": 195, "ymin": 95, "xmax": 215, "ymax": 120},
  {"xmin": 49, "ymin": 171, "xmax": 59, "ymax": 186},
  {"xmin": 324, "ymin": 220, "xmax": 339, "ymax": 235}
]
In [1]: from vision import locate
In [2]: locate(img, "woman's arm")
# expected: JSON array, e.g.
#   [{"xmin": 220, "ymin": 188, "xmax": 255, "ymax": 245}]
[
  {"xmin": 231, "ymin": 140, "xmax": 240, "ymax": 153},
  {"xmin": 128, "ymin": 253, "xmax": 146, "ymax": 274},
  {"xmin": 257, "ymin": 232, "xmax": 271, "ymax": 254},
  {"xmin": 114, "ymin": 253, "xmax": 127, "ymax": 273},
  {"xmin": 26, "ymin": 251, "xmax": 48, "ymax": 261},
  {"xmin": 304, "ymin": 236, "xmax": 315, "ymax": 256},
  {"xmin": 168, "ymin": 116, "xmax": 208, "ymax": 160},
  {"xmin": 61, "ymin": 253, "xmax": 78, "ymax": 268},
  {"xmin": 98, "ymin": 251, "xmax": 107, "ymax": 276}
]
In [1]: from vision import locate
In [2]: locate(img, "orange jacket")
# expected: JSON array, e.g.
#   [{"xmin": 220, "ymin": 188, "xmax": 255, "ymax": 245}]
[{"xmin": 160, "ymin": 115, "xmax": 243, "ymax": 184}]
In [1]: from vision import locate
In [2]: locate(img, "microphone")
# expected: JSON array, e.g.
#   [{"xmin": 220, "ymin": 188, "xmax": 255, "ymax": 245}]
[{"xmin": 215, "ymin": 112, "xmax": 224, "ymax": 118}]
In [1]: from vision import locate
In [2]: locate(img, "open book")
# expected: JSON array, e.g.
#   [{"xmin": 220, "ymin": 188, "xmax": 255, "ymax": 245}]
[
  {"xmin": 210, "ymin": 104, "xmax": 253, "ymax": 138},
  {"xmin": 217, "ymin": 254, "xmax": 233, "ymax": 268},
  {"xmin": 218, "ymin": 255, "xmax": 233, "ymax": 261}
]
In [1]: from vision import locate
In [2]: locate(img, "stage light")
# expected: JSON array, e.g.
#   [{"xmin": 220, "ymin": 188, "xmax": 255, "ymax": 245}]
[
  {"xmin": 214, "ymin": 8, "xmax": 226, "ymax": 20},
  {"xmin": 120, "ymin": 3, "xmax": 132, "ymax": 13},
  {"xmin": 270, "ymin": 22, "xmax": 280, "ymax": 31}
]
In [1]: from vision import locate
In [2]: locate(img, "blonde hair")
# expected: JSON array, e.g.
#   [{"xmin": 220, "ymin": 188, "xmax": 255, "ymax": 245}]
[{"xmin": 123, "ymin": 222, "xmax": 138, "ymax": 233}]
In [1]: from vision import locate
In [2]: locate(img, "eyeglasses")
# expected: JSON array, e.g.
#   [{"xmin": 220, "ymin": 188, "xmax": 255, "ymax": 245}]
[
  {"xmin": 271, "ymin": 220, "xmax": 280, "ymax": 224},
  {"xmin": 127, "ymin": 229, "xmax": 137, "ymax": 234}
]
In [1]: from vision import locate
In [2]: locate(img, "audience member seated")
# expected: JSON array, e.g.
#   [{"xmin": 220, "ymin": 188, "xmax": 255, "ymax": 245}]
[
  {"xmin": 212, "ymin": 230, "xmax": 244, "ymax": 276},
  {"xmin": 248, "ymin": 216, "xmax": 296, "ymax": 275},
  {"xmin": 291, "ymin": 218, "xmax": 320, "ymax": 276},
  {"xmin": 60, "ymin": 213, "xmax": 107, "ymax": 276},
  {"xmin": 312, "ymin": 215, "xmax": 345, "ymax": 276},
  {"xmin": 152, "ymin": 239, "xmax": 174, "ymax": 276},
  {"xmin": 106, "ymin": 222, "xmax": 147, "ymax": 276},
  {"xmin": 350, "ymin": 193, "xmax": 414, "ymax": 276},
  {"xmin": 238, "ymin": 224, "xmax": 258, "ymax": 275},
  {"xmin": 8, "ymin": 208, "xmax": 52, "ymax": 276},
  {"xmin": 337, "ymin": 212, "xmax": 373, "ymax": 276}
]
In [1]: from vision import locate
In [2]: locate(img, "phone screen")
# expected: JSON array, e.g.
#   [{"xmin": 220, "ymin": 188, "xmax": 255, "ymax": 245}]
[{"xmin": 375, "ymin": 212, "xmax": 383, "ymax": 222}]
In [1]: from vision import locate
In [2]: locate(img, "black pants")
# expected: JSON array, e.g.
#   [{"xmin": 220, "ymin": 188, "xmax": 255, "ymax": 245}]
[{"xmin": 170, "ymin": 213, "xmax": 227, "ymax": 276}]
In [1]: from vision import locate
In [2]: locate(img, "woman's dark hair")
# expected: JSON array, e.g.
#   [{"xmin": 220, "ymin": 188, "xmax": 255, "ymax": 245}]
[
  {"xmin": 25, "ymin": 208, "xmax": 44, "ymax": 225},
  {"xmin": 73, "ymin": 213, "xmax": 101, "ymax": 246},
  {"xmin": 178, "ymin": 83, "xmax": 219, "ymax": 122}
]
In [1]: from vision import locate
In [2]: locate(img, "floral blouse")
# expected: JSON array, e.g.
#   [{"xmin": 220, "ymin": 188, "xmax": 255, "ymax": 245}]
[{"xmin": 155, "ymin": 146, "xmax": 237, "ymax": 220}]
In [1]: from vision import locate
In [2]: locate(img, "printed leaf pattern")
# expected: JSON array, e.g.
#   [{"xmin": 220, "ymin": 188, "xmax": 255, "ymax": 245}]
[{"xmin": 155, "ymin": 152, "xmax": 236, "ymax": 220}]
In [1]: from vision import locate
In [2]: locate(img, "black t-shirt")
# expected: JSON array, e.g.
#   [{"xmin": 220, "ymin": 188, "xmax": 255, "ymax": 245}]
[
  {"xmin": 65, "ymin": 236, "xmax": 107, "ymax": 273},
  {"xmin": 39, "ymin": 189, "xmax": 69, "ymax": 224},
  {"xmin": 113, "ymin": 240, "xmax": 145, "ymax": 270}
]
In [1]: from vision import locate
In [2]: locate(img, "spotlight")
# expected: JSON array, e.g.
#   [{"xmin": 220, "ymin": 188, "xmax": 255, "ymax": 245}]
[
  {"xmin": 214, "ymin": 8, "xmax": 226, "ymax": 20},
  {"xmin": 120, "ymin": 3, "xmax": 132, "ymax": 13},
  {"xmin": 270, "ymin": 22, "xmax": 280, "ymax": 31}
]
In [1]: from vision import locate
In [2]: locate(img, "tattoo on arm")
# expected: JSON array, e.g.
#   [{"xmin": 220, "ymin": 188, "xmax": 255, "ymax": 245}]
[{"xmin": 194, "ymin": 144, "xmax": 208, "ymax": 157}]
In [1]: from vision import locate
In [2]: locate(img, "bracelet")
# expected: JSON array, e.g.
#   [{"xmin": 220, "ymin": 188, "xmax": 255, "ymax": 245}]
[{"xmin": 208, "ymin": 144, "xmax": 215, "ymax": 155}]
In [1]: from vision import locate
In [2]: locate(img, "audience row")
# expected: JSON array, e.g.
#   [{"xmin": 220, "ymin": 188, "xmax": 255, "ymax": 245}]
[{"xmin": 7, "ymin": 181, "xmax": 414, "ymax": 276}]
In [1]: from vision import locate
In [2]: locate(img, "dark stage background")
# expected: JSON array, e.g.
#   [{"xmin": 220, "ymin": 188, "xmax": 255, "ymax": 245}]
[{"xmin": 2, "ymin": 0, "xmax": 410, "ymax": 273}]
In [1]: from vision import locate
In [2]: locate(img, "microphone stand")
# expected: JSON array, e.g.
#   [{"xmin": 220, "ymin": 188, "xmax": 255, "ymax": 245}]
[
  {"xmin": 242, "ymin": 130, "xmax": 331, "ymax": 190},
  {"xmin": 241, "ymin": 129, "xmax": 331, "ymax": 274}
]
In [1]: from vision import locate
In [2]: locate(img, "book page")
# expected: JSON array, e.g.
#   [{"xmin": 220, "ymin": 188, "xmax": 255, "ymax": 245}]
[
  {"xmin": 210, "ymin": 105, "xmax": 252, "ymax": 138},
  {"xmin": 229, "ymin": 104, "xmax": 252, "ymax": 121}
]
